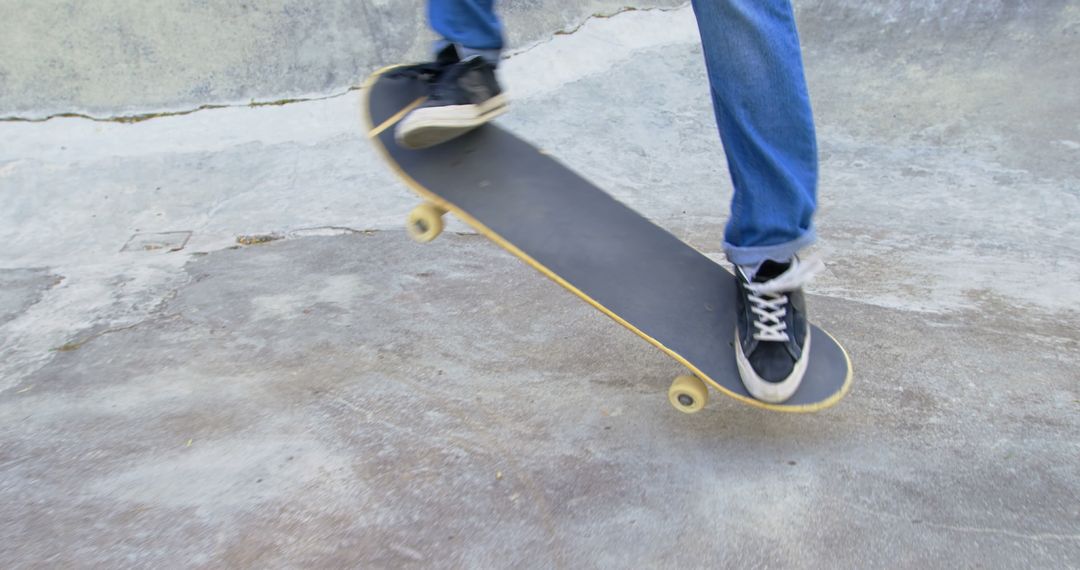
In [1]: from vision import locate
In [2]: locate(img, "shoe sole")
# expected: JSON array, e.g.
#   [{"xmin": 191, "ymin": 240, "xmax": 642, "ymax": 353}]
[
  {"xmin": 395, "ymin": 94, "xmax": 509, "ymax": 150},
  {"xmin": 734, "ymin": 328, "xmax": 812, "ymax": 404}
]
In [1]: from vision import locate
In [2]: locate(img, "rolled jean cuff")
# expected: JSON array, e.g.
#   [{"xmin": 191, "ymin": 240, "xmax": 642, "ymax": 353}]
[
  {"xmin": 723, "ymin": 228, "xmax": 817, "ymax": 267},
  {"xmin": 433, "ymin": 39, "xmax": 502, "ymax": 66}
]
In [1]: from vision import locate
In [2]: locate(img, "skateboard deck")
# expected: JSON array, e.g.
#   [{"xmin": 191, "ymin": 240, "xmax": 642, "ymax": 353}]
[{"xmin": 363, "ymin": 65, "xmax": 852, "ymax": 413}]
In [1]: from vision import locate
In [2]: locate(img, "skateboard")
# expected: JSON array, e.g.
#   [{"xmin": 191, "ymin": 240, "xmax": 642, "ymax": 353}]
[{"xmin": 362, "ymin": 65, "xmax": 852, "ymax": 413}]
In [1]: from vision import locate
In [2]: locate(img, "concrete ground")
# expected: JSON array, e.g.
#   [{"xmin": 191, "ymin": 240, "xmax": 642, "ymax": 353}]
[{"xmin": 2, "ymin": 4, "xmax": 1079, "ymax": 569}]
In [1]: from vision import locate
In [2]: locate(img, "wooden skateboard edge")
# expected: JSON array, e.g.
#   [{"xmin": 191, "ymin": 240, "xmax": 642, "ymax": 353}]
[{"xmin": 360, "ymin": 66, "xmax": 854, "ymax": 413}]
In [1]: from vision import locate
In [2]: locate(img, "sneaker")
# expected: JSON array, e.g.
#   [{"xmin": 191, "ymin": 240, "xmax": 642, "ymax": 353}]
[
  {"xmin": 395, "ymin": 49, "xmax": 508, "ymax": 150},
  {"xmin": 734, "ymin": 257, "xmax": 821, "ymax": 403}
]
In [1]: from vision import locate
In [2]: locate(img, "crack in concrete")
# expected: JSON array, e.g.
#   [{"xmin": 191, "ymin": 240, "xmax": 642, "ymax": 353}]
[
  {"xmin": 49, "ymin": 284, "xmax": 187, "ymax": 355},
  {"xmin": 0, "ymin": 3, "xmax": 688, "ymax": 124},
  {"xmin": 0, "ymin": 89, "xmax": 361, "ymax": 124},
  {"xmin": 52, "ymin": 313, "xmax": 183, "ymax": 353},
  {"xmin": 504, "ymin": 3, "xmax": 689, "ymax": 59}
]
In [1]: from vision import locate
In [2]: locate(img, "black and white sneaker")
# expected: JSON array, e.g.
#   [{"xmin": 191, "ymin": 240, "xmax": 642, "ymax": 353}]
[
  {"xmin": 734, "ymin": 256, "xmax": 822, "ymax": 404},
  {"xmin": 395, "ymin": 48, "xmax": 508, "ymax": 150}
]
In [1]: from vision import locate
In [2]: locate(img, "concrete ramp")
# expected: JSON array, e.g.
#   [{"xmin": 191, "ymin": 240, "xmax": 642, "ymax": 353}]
[
  {"xmin": 1, "ymin": 2, "xmax": 1078, "ymax": 568},
  {"xmin": 0, "ymin": 0, "xmax": 683, "ymax": 119}
]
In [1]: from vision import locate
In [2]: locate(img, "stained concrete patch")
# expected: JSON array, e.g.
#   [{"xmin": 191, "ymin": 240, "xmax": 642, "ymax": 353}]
[
  {"xmin": 0, "ymin": 268, "xmax": 62, "ymax": 326},
  {"xmin": 121, "ymin": 231, "xmax": 192, "ymax": 253},
  {"xmin": 1, "ymin": 233, "xmax": 1076, "ymax": 568}
]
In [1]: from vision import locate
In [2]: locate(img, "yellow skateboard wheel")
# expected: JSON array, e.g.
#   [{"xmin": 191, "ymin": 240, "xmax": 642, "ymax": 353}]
[
  {"xmin": 407, "ymin": 203, "xmax": 446, "ymax": 243},
  {"xmin": 668, "ymin": 375, "xmax": 708, "ymax": 414}
]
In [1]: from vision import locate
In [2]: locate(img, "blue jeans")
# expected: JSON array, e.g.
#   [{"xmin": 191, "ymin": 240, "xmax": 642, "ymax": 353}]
[
  {"xmin": 429, "ymin": 0, "xmax": 818, "ymax": 267},
  {"xmin": 429, "ymin": 0, "xmax": 504, "ymax": 64}
]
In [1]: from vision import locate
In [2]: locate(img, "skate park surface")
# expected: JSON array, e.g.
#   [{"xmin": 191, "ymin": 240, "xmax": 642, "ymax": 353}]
[{"xmin": 2, "ymin": 1, "xmax": 1078, "ymax": 567}]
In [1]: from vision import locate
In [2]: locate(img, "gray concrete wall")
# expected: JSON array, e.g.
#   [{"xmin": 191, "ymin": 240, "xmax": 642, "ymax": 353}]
[
  {"xmin": 0, "ymin": 0, "xmax": 1074, "ymax": 119},
  {"xmin": 0, "ymin": 0, "xmax": 683, "ymax": 119}
]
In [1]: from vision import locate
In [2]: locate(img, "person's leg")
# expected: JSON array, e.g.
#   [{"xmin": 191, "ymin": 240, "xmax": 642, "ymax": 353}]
[
  {"xmin": 690, "ymin": 0, "xmax": 817, "ymax": 270},
  {"xmin": 429, "ymin": 0, "xmax": 504, "ymax": 65},
  {"xmin": 690, "ymin": 0, "xmax": 820, "ymax": 404},
  {"xmin": 395, "ymin": 0, "xmax": 507, "ymax": 149}
]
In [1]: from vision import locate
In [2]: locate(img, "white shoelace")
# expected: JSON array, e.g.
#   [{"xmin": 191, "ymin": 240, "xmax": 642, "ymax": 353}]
[
  {"xmin": 748, "ymin": 291, "xmax": 791, "ymax": 341},
  {"xmin": 743, "ymin": 256, "xmax": 825, "ymax": 342}
]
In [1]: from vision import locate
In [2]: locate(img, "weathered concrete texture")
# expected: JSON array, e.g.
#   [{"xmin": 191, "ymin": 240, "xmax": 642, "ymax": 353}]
[
  {"xmin": 3, "ymin": 0, "xmax": 1075, "ymax": 120},
  {"xmin": 0, "ymin": 269, "xmax": 61, "ymax": 326},
  {"xmin": 0, "ymin": 0, "xmax": 682, "ymax": 119},
  {"xmin": 1, "ymin": 3, "xmax": 1079, "ymax": 568},
  {"xmin": 2, "ymin": 234, "xmax": 1077, "ymax": 568}
]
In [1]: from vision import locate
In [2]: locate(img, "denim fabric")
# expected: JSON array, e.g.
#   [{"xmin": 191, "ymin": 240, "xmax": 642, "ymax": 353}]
[
  {"xmin": 428, "ymin": 0, "xmax": 819, "ymax": 265},
  {"xmin": 429, "ymin": 0, "xmax": 504, "ymax": 64},
  {"xmin": 690, "ymin": 0, "xmax": 818, "ymax": 265}
]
